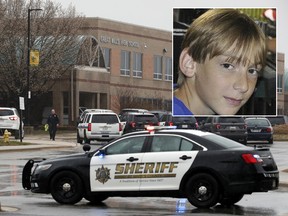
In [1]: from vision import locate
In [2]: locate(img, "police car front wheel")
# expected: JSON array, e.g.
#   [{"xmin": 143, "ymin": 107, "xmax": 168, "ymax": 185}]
[
  {"xmin": 50, "ymin": 171, "xmax": 84, "ymax": 204},
  {"xmin": 186, "ymin": 173, "xmax": 220, "ymax": 208}
]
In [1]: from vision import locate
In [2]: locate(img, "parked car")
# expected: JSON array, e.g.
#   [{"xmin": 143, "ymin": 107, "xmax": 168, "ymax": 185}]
[
  {"xmin": 149, "ymin": 110, "xmax": 168, "ymax": 121},
  {"xmin": 265, "ymin": 115, "xmax": 288, "ymax": 126},
  {"xmin": 245, "ymin": 117, "xmax": 273, "ymax": 144},
  {"xmin": 23, "ymin": 127, "xmax": 279, "ymax": 208},
  {"xmin": 77, "ymin": 110, "xmax": 124, "ymax": 144},
  {"xmin": 159, "ymin": 113, "xmax": 198, "ymax": 129},
  {"xmin": 120, "ymin": 112, "xmax": 158, "ymax": 134},
  {"xmin": 194, "ymin": 116, "xmax": 208, "ymax": 129},
  {"xmin": 201, "ymin": 116, "xmax": 247, "ymax": 144},
  {"xmin": 118, "ymin": 108, "xmax": 148, "ymax": 118},
  {"xmin": 0, "ymin": 107, "xmax": 24, "ymax": 139}
]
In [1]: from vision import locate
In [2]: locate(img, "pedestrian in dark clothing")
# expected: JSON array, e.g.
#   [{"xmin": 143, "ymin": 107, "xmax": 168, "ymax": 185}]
[{"xmin": 47, "ymin": 109, "xmax": 59, "ymax": 141}]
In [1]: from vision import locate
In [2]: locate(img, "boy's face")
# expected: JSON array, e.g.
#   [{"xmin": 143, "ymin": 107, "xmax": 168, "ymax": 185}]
[{"xmin": 194, "ymin": 55, "xmax": 260, "ymax": 115}]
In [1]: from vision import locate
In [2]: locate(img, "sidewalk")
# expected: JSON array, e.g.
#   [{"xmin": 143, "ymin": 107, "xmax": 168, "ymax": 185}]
[
  {"xmin": 0, "ymin": 132, "xmax": 78, "ymax": 152},
  {"xmin": 0, "ymin": 132, "xmax": 288, "ymax": 188}
]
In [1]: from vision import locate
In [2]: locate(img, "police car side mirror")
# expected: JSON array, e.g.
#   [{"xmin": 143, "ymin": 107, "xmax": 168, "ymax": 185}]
[
  {"xmin": 98, "ymin": 149, "xmax": 106, "ymax": 158},
  {"xmin": 83, "ymin": 144, "xmax": 91, "ymax": 153}
]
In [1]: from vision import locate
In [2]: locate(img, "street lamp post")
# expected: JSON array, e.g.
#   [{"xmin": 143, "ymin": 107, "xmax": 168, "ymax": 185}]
[{"xmin": 27, "ymin": 8, "xmax": 42, "ymax": 125}]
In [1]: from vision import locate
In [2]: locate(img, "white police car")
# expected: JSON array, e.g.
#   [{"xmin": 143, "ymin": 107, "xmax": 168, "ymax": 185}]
[
  {"xmin": 22, "ymin": 127, "xmax": 279, "ymax": 208},
  {"xmin": 77, "ymin": 110, "xmax": 124, "ymax": 143}
]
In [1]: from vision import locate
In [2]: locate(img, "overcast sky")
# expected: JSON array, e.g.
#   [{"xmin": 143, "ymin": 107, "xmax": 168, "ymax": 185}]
[{"xmin": 52, "ymin": 0, "xmax": 288, "ymax": 69}]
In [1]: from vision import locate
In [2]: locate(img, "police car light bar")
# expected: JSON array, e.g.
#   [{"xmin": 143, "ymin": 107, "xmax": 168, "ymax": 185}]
[{"xmin": 145, "ymin": 126, "xmax": 177, "ymax": 133}]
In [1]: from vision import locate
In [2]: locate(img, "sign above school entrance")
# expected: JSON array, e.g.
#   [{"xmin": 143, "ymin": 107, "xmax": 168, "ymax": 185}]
[{"xmin": 100, "ymin": 35, "xmax": 140, "ymax": 48}]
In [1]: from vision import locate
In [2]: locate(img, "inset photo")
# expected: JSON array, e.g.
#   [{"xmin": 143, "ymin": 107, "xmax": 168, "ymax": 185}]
[{"xmin": 173, "ymin": 8, "xmax": 276, "ymax": 116}]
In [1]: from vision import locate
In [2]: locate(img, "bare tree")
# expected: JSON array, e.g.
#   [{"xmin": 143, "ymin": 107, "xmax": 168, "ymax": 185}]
[
  {"xmin": 113, "ymin": 86, "xmax": 168, "ymax": 112},
  {"xmin": 0, "ymin": 0, "xmax": 84, "ymax": 106}
]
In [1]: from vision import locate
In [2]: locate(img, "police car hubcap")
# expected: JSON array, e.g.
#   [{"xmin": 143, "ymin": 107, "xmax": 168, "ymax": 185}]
[
  {"xmin": 198, "ymin": 186, "xmax": 207, "ymax": 195},
  {"xmin": 62, "ymin": 183, "xmax": 71, "ymax": 192}
]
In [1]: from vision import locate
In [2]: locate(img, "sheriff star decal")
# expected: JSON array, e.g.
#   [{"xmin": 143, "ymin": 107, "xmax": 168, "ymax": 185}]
[{"xmin": 96, "ymin": 165, "xmax": 111, "ymax": 184}]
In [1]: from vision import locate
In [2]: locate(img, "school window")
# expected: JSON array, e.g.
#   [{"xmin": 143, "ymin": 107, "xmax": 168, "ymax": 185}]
[
  {"xmin": 102, "ymin": 47, "xmax": 111, "ymax": 71},
  {"xmin": 154, "ymin": 55, "xmax": 162, "ymax": 80},
  {"xmin": 164, "ymin": 99, "xmax": 172, "ymax": 111},
  {"xmin": 165, "ymin": 57, "xmax": 172, "ymax": 81},
  {"xmin": 277, "ymin": 74, "xmax": 283, "ymax": 93},
  {"xmin": 133, "ymin": 52, "xmax": 143, "ymax": 78},
  {"xmin": 120, "ymin": 50, "xmax": 130, "ymax": 76}
]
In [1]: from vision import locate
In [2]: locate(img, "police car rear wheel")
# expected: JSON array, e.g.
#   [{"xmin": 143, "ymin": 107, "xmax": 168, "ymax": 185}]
[
  {"xmin": 186, "ymin": 173, "xmax": 219, "ymax": 208},
  {"xmin": 219, "ymin": 194, "xmax": 244, "ymax": 206},
  {"xmin": 84, "ymin": 195, "xmax": 108, "ymax": 204},
  {"xmin": 50, "ymin": 171, "xmax": 84, "ymax": 204}
]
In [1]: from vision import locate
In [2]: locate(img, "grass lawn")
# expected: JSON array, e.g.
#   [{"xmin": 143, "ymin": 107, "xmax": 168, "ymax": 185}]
[
  {"xmin": 0, "ymin": 140, "xmax": 32, "ymax": 146},
  {"xmin": 273, "ymin": 125, "xmax": 288, "ymax": 141},
  {"xmin": 274, "ymin": 134, "xmax": 288, "ymax": 141}
]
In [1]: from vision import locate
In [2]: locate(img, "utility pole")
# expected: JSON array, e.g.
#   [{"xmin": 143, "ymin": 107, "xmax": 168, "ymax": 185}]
[{"xmin": 27, "ymin": 8, "xmax": 42, "ymax": 125}]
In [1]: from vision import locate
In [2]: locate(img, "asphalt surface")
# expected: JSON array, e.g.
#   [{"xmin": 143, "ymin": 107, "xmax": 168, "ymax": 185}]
[{"xmin": 0, "ymin": 131, "xmax": 287, "ymax": 188}]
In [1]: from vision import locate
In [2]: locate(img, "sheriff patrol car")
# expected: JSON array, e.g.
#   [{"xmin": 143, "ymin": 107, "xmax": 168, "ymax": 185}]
[{"xmin": 22, "ymin": 127, "xmax": 279, "ymax": 208}]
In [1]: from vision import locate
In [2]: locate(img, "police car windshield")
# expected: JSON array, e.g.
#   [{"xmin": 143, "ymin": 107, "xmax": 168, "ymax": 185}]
[{"xmin": 203, "ymin": 134, "xmax": 245, "ymax": 149}]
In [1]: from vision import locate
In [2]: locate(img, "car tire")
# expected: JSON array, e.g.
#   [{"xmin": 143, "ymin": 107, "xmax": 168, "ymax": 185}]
[
  {"xmin": 14, "ymin": 129, "xmax": 24, "ymax": 140},
  {"xmin": 14, "ymin": 130, "xmax": 20, "ymax": 139},
  {"xmin": 186, "ymin": 173, "xmax": 220, "ymax": 208},
  {"xmin": 84, "ymin": 131, "xmax": 90, "ymax": 144},
  {"xmin": 268, "ymin": 138, "xmax": 273, "ymax": 144},
  {"xmin": 50, "ymin": 171, "xmax": 84, "ymax": 205},
  {"xmin": 77, "ymin": 131, "xmax": 83, "ymax": 144},
  {"xmin": 84, "ymin": 194, "xmax": 108, "ymax": 204},
  {"xmin": 219, "ymin": 194, "xmax": 244, "ymax": 206}
]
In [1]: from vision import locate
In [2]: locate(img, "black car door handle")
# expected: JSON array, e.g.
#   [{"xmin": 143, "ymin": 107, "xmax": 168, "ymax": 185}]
[
  {"xmin": 180, "ymin": 155, "xmax": 192, "ymax": 160},
  {"xmin": 127, "ymin": 157, "xmax": 139, "ymax": 162}
]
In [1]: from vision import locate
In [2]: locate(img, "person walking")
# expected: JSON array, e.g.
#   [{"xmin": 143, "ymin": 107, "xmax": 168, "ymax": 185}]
[{"xmin": 47, "ymin": 109, "xmax": 59, "ymax": 141}]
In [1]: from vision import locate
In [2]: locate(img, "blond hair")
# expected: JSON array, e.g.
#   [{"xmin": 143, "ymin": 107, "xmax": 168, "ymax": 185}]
[{"xmin": 177, "ymin": 9, "xmax": 267, "ymax": 86}]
